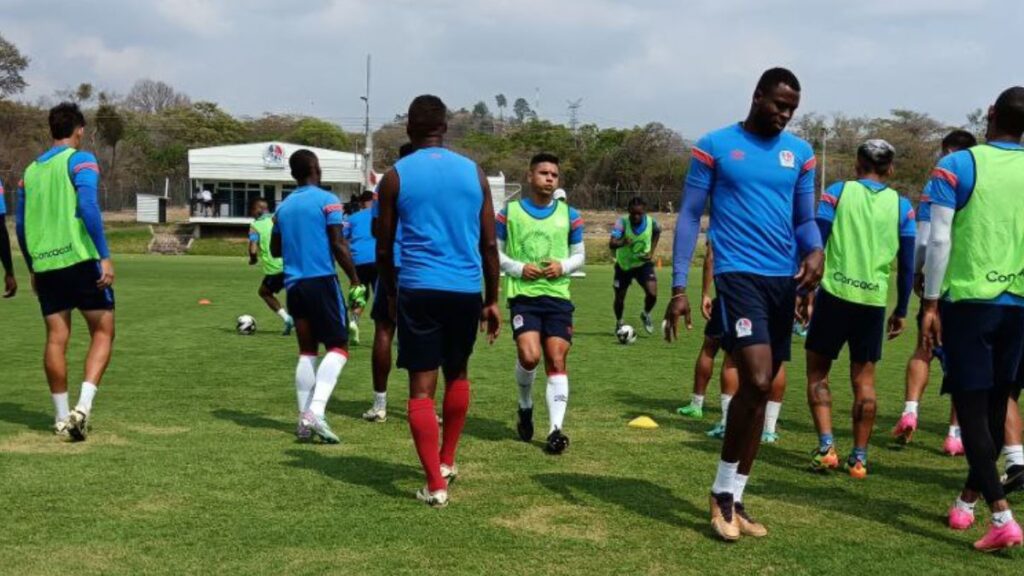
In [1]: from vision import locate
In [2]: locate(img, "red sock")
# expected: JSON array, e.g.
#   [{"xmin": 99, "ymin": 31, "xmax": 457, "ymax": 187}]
[
  {"xmin": 440, "ymin": 380, "xmax": 470, "ymax": 467},
  {"xmin": 408, "ymin": 398, "xmax": 444, "ymax": 491}
]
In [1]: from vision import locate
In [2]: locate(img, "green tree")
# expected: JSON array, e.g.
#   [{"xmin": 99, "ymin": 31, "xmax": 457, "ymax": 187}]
[
  {"xmin": 0, "ymin": 33, "xmax": 29, "ymax": 99},
  {"xmin": 495, "ymin": 94, "xmax": 507, "ymax": 120},
  {"xmin": 513, "ymin": 97, "xmax": 533, "ymax": 123},
  {"xmin": 95, "ymin": 102, "xmax": 126, "ymax": 174},
  {"xmin": 288, "ymin": 118, "xmax": 350, "ymax": 150}
]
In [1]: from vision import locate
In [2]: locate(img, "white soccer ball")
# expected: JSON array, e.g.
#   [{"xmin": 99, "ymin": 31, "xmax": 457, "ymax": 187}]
[
  {"xmin": 616, "ymin": 324, "xmax": 637, "ymax": 345},
  {"xmin": 236, "ymin": 314, "xmax": 257, "ymax": 335}
]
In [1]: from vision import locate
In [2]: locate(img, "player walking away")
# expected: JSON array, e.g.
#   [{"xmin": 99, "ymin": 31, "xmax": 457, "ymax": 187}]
[
  {"xmin": 376, "ymin": 95, "xmax": 501, "ymax": 508},
  {"xmin": 664, "ymin": 68, "xmax": 823, "ymax": 541},
  {"xmin": 343, "ymin": 191, "xmax": 376, "ymax": 345},
  {"xmin": 270, "ymin": 149, "xmax": 361, "ymax": 445},
  {"xmin": 363, "ymin": 143, "xmax": 416, "ymax": 423},
  {"xmin": 0, "ymin": 177, "xmax": 17, "ymax": 298},
  {"xmin": 610, "ymin": 196, "xmax": 660, "ymax": 334},
  {"xmin": 803, "ymin": 140, "xmax": 915, "ymax": 478},
  {"xmin": 498, "ymin": 153, "xmax": 585, "ymax": 454},
  {"xmin": 922, "ymin": 87, "xmax": 1024, "ymax": 551},
  {"xmin": 248, "ymin": 197, "xmax": 294, "ymax": 335},
  {"xmin": 15, "ymin": 102, "xmax": 115, "ymax": 441},
  {"xmin": 892, "ymin": 130, "xmax": 976, "ymax": 454}
]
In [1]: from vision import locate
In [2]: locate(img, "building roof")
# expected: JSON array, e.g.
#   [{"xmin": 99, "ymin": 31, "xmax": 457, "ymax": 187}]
[{"xmin": 188, "ymin": 142, "xmax": 365, "ymax": 184}]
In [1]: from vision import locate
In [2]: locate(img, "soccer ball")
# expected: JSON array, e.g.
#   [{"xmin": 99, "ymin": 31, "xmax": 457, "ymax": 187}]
[
  {"xmin": 236, "ymin": 314, "xmax": 257, "ymax": 335},
  {"xmin": 616, "ymin": 324, "xmax": 637, "ymax": 345}
]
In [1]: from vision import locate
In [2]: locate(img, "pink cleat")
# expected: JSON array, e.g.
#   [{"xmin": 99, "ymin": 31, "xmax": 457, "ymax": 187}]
[
  {"xmin": 892, "ymin": 412, "xmax": 918, "ymax": 445},
  {"xmin": 948, "ymin": 506, "xmax": 975, "ymax": 531},
  {"xmin": 943, "ymin": 436, "xmax": 965, "ymax": 456},
  {"xmin": 974, "ymin": 520, "xmax": 1023, "ymax": 552}
]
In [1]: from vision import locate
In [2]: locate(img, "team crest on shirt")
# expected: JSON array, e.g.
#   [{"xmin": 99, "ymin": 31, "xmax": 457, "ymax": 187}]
[
  {"xmin": 513, "ymin": 315, "xmax": 524, "ymax": 330},
  {"xmin": 779, "ymin": 150, "xmax": 795, "ymax": 168},
  {"xmin": 730, "ymin": 149, "xmax": 745, "ymax": 161},
  {"xmin": 735, "ymin": 318, "xmax": 753, "ymax": 338}
]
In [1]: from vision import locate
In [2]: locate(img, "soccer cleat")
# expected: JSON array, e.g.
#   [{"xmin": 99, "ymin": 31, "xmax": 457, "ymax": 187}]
[
  {"xmin": 709, "ymin": 492, "xmax": 740, "ymax": 542},
  {"xmin": 677, "ymin": 404, "xmax": 704, "ymax": 419},
  {"xmin": 517, "ymin": 407, "xmax": 534, "ymax": 442},
  {"xmin": 1002, "ymin": 465, "xmax": 1024, "ymax": 494},
  {"xmin": 416, "ymin": 486, "xmax": 449, "ymax": 508},
  {"xmin": 892, "ymin": 412, "xmax": 918, "ymax": 445},
  {"xmin": 65, "ymin": 409, "xmax": 88, "ymax": 442},
  {"xmin": 734, "ymin": 502, "xmax": 768, "ymax": 537},
  {"xmin": 641, "ymin": 311, "xmax": 655, "ymax": 334},
  {"xmin": 974, "ymin": 520, "xmax": 1023, "ymax": 552},
  {"xmin": 282, "ymin": 315, "xmax": 294, "ymax": 336},
  {"xmin": 948, "ymin": 505, "xmax": 976, "ymax": 531},
  {"xmin": 761, "ymin": 431, "xmax": 780, "ymax": 444},
  {"xmin": 348, "ymin": 320, "xmax": 361, "ymax": 346},
  {"xmin": 362, "ymin": 407, "xmax": 387, "ymax": 423},
  {"xmin": 846, "ymin": 455, "xmax": 868, "ymax": 480},
  {"xmin": 706, "ymin": 422, "xmax": 726, "ymax": 439},
  {"xmin": 942, "ymin": 435, "xmax": 965, "ymax": 457},
  {"xmin": 545, "ymin": 429, "xmax": 570, "ymax": 455},
  {"xmin": 440, "ymin": 463, "xmax": 458, "ymax": 485},
  {"xmin": 295, "ymin": 416, "xmax": 312, "ymax": 442},
  {"xmin": 302, "ymin": 411, "xmax": 340, "ymax": 444},
  {"xmin": 811, "ymin": 445, "xmax": 840, "ymax": 472},
  {"xmin": 53, "ymin": 420, "xmax": 70, "ymax": 439}
]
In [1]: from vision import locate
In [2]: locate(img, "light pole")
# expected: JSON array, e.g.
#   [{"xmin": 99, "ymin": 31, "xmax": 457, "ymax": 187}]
[{"xmin": 361, "ymin": 54, "xmax": 373, "ymax": 192}]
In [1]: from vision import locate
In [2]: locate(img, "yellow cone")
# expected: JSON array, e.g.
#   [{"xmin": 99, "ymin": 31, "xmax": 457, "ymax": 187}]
[{"xmin": 628, "ymin": 415, "xmax": 659, "ymax": 429}]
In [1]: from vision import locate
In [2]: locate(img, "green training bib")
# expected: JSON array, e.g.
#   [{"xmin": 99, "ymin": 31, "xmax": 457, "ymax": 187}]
[
  {"xmin": 251, "ymin": 215, "xmax": 284, "ymax": 276},
  {"xmin": 504, "ymin": 200, "xmax": 572, "ymax": 300},
  {"xmin": 615, "ymin": 215, "xmax": 653, "ymax": 271}
]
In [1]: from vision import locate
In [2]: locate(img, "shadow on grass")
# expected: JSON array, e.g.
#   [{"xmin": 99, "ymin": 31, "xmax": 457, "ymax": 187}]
[
  {"xmin": 463, "ymin": 414, "xmax": 514, "ymax": 442},
  {"xmin": 283, "ymin": 450, "xmax": 420, "ymax": 499},
  {"xmin": 211, "ymin": 408, "xmax": 293, "ymax": 434},
  {"xmin": 0, "ymin": 402, "xmax": 53, "ymax": 432},
  {"xmin": 532, "ymin": 472, "xmax": 709, "ymax": 536}
]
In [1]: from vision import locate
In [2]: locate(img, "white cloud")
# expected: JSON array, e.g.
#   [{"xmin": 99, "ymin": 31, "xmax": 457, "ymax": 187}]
[
  {"xmin": 155, "ymin": 0, "xmax": 231, "ymax": 37},
  {"xmin": 62, "ymin": 37, "xmax": 155, "ymax": 84}
]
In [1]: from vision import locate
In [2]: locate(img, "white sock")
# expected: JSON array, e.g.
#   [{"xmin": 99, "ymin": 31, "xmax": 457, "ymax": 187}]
[
  {"xmin": 734, "ymin": 474, "xmax": 750, "ymax": 502},
  {"xmin": 720, "ymin": 394, "xmax": 733, "ymax": 426},
  {"xmin": 903, "ymin": 401, "xmax": 919, "ymax": 416},
  {"xmin": 993, "ymin": 509, "xmax": 1014, "ymax": 528},
  {"xmin": 712, "ymin": 460, "xmax": 738, "ymax": 495},
  {"xmin": 955, "ymin": 497, "xmax": 977, "ymax": 513},
  {"xmin": 1004, "ymin": 445, "xmax": 1024, "ymax": 469},
  {"xmin": 295, "ymin": 355, "xmax": 317, "ymax": 413},
  {"xmin": 373, "ymin": 392, "xmax": 387, "ymax": 411},
  {"xmin": 516, "ymin": 362, "xmax": 536, "ymax": 409},
  {"xmin": 76, "ymin": 382, "xmax": 98, "ymax": 415},
  {"xmin": 52, "ymin": 392, "xmax": 70, "ymax": 423},
  {"xmin": 277, "ymin": 308, "xmax": 290, "ymax": 321},
  {"xmin": 948, "ymin": 425, "xmax": 961, "ymax": 439},
  {"xmin": 546, "ymin": 373, "xmax": 569, "ymax": 433},
  {"xmin": 691, "ymin": 394, "xmax": 705, "ymax": 409},
  {"xmin": 309, "ymin": 351, "xmax": 347, "ymax": 417},
  {"xmin": 764, "ymin": 401, "xmax": 782, "ymax": 434}
]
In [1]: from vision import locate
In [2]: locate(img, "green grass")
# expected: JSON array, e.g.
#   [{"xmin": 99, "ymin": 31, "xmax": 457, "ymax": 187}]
[{"xmin": 0, "ymin": 256, "xmax": 1017, "ymax": 575}]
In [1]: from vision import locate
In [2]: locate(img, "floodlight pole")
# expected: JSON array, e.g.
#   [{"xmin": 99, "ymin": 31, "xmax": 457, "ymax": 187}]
[{"xmin": 361, "ymin": 54, "xmax": 373, "ymax": 191}]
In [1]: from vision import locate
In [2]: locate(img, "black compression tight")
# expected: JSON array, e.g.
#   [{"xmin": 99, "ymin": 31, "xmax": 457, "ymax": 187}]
[{"xmin": 952, "ymin": 386, "xmax": 1011, "ymax": 504}]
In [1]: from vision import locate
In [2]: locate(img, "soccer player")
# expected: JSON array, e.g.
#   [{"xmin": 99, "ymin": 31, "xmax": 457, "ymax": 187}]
[
  {"xmin": 922, "ymin": 86, "xmax": 1024, "ymax": 551},
  {"xmin": 248, "ymin": 197, "xmax": 294, "ymax": 335},
  {"xmin": 0, "ymin": 177, "xmax": 16, "ymax": 298},
  {"xmin": 803, "ymin": 139, "xmax": 915, "ymax": 478},
  {"xmin": 664, "ymin": 68, "xmax": 823, "ymax": 541},
  {"xmin": 610, "ymin": 196, "xmax": 660, "ymax": 334},
  {"xmin": 343, "ymin": 191, "xmax": 377, "ymax": 345},
  {"xmin": 376, "ymin": 95, "xmax": 501, "ymax": 508},
  {"xmin": 15, "ymin": 102, "xmax": 115, "ymax": 441},
  {"xmin": 498, "ymin": 153, "xmax": 585, "ymax": 454},
  {"xmin": 270, "ymin": 149, "xmax": 361, "ymax": 444}
]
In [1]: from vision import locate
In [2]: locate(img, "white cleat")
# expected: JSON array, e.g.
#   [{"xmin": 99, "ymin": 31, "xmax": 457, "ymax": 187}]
[
  {"xmin": 416, "ymin": 486, "xmax": 449, "ymax": 508},
  {"xmin": 440, "ymin": 463, "xmax": 459, "ymax": 485},
  {"xmin": 66, "ymin": 409, "xmax": 88, "ymax": 442},
  {"xmin": 362, "ymin": 407, "xmax": 387, "ymax": 423},
  {"xmin": 53, "ymin": 420, "xmax": 70, "ymax": 439}
]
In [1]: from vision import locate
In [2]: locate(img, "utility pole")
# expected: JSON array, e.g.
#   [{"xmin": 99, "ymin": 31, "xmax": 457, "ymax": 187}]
[
  {"xmin": 534, "ymin": 87, "xmax": 541, "ymax": 120},
  {"xmin": 360, "ymin": 54, "xmax": 373, "ymax": 192},
  {"xmin": 820, "ymin": 126, "xmax": 828, "ymax": 192}
]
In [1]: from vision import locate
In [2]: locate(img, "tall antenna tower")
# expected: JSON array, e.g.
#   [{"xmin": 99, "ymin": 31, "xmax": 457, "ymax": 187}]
[{"xmin": 567, "ymin": 98, "xmax": 583, "ymax": 133}]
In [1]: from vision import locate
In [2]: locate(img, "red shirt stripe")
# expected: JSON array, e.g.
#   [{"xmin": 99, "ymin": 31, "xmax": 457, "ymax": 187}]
[
  {"xmin": 931, "ymin": 167, "xmax": 958, "ymax": 188},
  {"xmin": 691, "ymin": 147, "xmax": 714, "ymax": 168}
]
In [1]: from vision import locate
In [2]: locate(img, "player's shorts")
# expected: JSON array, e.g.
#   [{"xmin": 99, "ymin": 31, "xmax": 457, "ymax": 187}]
[
  {"xmin": 939, "ymin": 301, "xmax": 1024, "ymax": 394},
  {"xmin": 613, "ymin": 262, "xmax": 656, "ymax": 290},
  {"xmin": 355, "ymin": 263, "xmax": 378, "ymax": 296},
  {"xmin": 509, "ymin": 295, "xmax": 575, "ymax": 343},
  {"xmin": 261, "ymin": 273, "xmax": 285, "ymax": 294},
  {"xmin": 370, "ymin": 269, "xmax": 400, "ymax": 324},
  {"xmin": 397, "ymin": 288, "xmax": 482, "ymax": 374},
  {"xmin": 805, "ymin": 289, "xmax": 885, "ymax": 363},
  {"xmin": 35, "ymin": 259, "xmax": 115, "ymax": 317},
  {"xmin": 286, "ymin": 275, "xmax": 348, "ymax": 349},
  {"xmin": 715, "ymin": 272, "xmax": 796, "ymax": 362},
  {"xmin": 704, "ymin": 297, "xmax": 725, "ymax": 340}
]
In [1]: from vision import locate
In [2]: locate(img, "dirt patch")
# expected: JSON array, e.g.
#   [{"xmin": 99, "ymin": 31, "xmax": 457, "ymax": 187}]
[
  {"xmin": 493, "ymin": 504, "xmax": 608, "ymax": 543},
  {"xmin": 126, "ymin": 424, "xmax": 191, "ymax": 436},
  {"xmin": 0, "ymin": 432, "xmax": 129, "ymax": 454}
]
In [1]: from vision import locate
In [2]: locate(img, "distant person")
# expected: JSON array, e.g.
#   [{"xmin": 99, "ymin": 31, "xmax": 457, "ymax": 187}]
[
  {"xmin": 376, "ymin": 95, "xmax": 501, "ymax": 507},
  {"xmin": 0, "ymin": 176, "xmax": 16, "ymax": 297},
  {"xmin": 248, "ymin": 197, "xmax": 294, "ymax": 335},
  {"xmin": 343, "ymin": 190, "xmax": 377, "ymax": 345},
  {"xmin": 271, "ymin": 149, "xmax": 362, "ymax": 444},
  {"xmin": 609, "ymin": 196, "xmax": 661, "ymax": 335},
  {"xmin": 199, "ymin": 188, "xmax": 213, "ymax": 217},
  {"xmin": 15, "ymin": 102, "xmax": 115, "ymax": 441}
]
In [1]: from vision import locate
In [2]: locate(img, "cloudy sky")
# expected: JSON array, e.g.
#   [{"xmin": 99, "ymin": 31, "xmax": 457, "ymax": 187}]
[{"xmin": 3, "ymin": 0, "xmax": 1020, "ymax": 138}]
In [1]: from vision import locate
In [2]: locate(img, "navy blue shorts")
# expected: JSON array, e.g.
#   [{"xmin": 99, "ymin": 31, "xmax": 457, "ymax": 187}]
[
  {"xmin": 371, "ymin": 268, "xmax": 400, "ymax": 323},
  {"xmin": 613, "ymin": 262, "xmax": 656, "ymax": 290},
  {"xmin": 262, "ymin": 273, "xmax": 285, "ymax": 294},
  {"xmin": 355, "ymin": 264, "xmax": 377, "ymax": 298},
  {"xmin": 509, "ymin": 296, "xmax": 575, "ymax": 343},
  {"xmin": 704, "ymin": 297, "xmax": 725, "ymax": 339},
  {"xmin": 397, "ymin": 289, "xmax": 482, "ymax": 374},
  {"xmin": 805, "ymin": 289, "xmax": 886, "ymax": 363},
  {"xmin": 940, "ymin": 301, "xmax": 1024, "ymax": 394},
  {"xmin": 35, "ymin": 260, "xmax": 115, "ymax": 317},
  {"xmin": 286, "ymin": 275, "xmax": 348, "ymax": 349},
  {"xmin": 715, "ymin": 272, "xmax": 796, "ymax": 362}
]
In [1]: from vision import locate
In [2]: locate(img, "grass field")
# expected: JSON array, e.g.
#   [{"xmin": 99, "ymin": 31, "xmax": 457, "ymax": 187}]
[{"xmin": 0, "ymin": 256, "xmax": 1020, "ymax": 575}]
